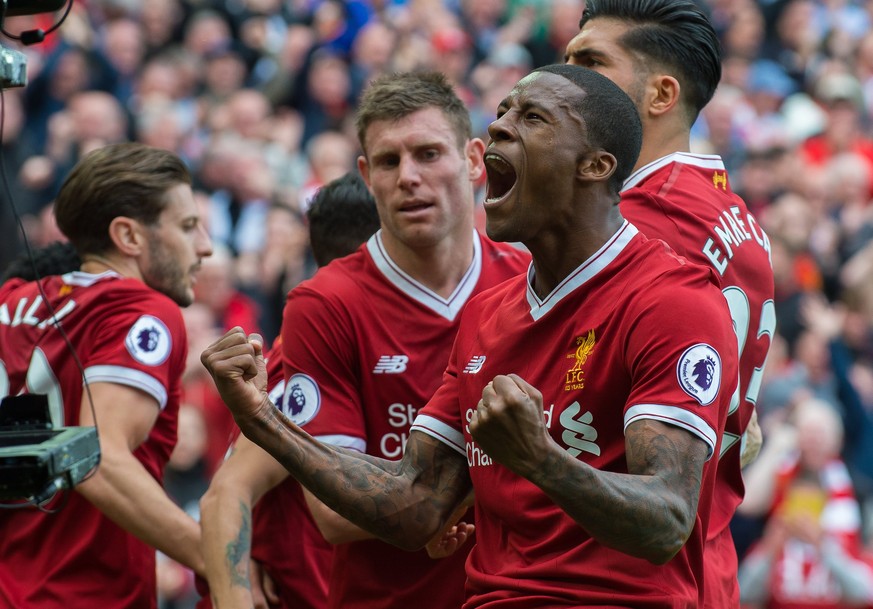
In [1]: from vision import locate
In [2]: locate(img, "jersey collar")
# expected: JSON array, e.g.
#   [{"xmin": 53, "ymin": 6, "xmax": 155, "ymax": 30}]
[
  {"xmin": 62, "ymin": 270, "xmax": 122, "ymax": 286},
  {"xmin": 366, "ymin": 229, "xmax": 482, "ymax": 321},
  {"xmin": 621, "ymin": 152, "xmax": 726, "ymax": 192},
  {"xmin": 525, "ymin": 221, "xmax": 638, "ymax": 322}
]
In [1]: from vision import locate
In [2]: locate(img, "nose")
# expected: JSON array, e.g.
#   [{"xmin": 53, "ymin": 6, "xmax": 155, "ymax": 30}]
[
  {"xmin": 397, "ymin": 154, "xmax": 421, "ymax": 189},
  {"xmin": 487, "ymin": 114, "xmax": 513, "ymax": 143},
  {"xmin": 197, "ymin": 224, "xmax": 213, "ymax": 258}
]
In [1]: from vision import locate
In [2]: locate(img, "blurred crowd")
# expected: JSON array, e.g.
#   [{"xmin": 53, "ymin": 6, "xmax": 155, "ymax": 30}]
[{"xmin": 3, "ymin": 0, "xmax": 873, "ymax": 607}]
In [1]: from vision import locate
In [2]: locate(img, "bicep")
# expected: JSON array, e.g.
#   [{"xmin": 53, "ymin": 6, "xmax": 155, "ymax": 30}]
[
  {"xmin": 624, "ymin": 419, "xmax": 707, "ymax": 495},
  {"xmin": 78, "ymin": 382, "xmax": 160, "ymax": 451}
]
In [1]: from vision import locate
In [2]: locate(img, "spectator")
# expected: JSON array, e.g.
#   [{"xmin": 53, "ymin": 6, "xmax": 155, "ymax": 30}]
[{"xmin": 738, "ymin": 397, "xmax": 873, "ymax": 609}]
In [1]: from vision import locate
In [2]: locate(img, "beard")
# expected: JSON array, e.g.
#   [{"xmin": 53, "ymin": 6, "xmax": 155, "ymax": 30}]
[{"xmin": 143, "ymin": 238, "xmax": 193, "ymax": 307}]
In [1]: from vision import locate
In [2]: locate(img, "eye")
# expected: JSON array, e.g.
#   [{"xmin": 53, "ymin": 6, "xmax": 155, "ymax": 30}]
[
  {"xmin": 420, "ymin": 148, "xmax": 439, "ymax": 161},
  {"xmin": 525, "ymin": 111, "xmax": 543, "ymax": 121},
  {"xmin": 375, "ymin": 155, "xmax": 399, "ymax": 168}
]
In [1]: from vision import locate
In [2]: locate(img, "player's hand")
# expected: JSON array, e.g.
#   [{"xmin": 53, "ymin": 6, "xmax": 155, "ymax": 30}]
[
  {"xmin": 469, "ymin": 374, "xmax": 552, "ymax": 477},
  {"xmin": 741, "ymin": 409, "xmax": 763, "ymax": 468},
  {"xmin": 249, "ymin": 559, "xmax": 279, "ymax": 609},
  {"xmin": 201, "ymin": 327, "xmax": 270, "ymax": 423},
  {"xmin": 426, "ymin": 521, "xmax": 475, "ymax": 558}
]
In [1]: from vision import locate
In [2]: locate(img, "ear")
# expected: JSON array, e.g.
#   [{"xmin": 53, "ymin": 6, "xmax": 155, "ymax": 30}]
[
  {"xmin": 465, "ymin": 138, "xmax": 486, "ymax": 182},
  {"xmin": 107, "ymin": 216, "xmax": 147, "ymax": 257},
  {"xmin": 357, "ymin": 155, "xmax": 372, "ymax": 190},
  {"xmin": 648, "ymin": 74, "xmax": 681, "ymax": 118},
  {"xmin": 577, "ymin": 151, "xmax": 617, "ymax": 184}
]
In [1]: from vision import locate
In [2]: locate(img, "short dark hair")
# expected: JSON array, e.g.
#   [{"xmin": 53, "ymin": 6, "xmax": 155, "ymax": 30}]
[
  {"xmin": 355, "ymin": 71, "xmax": 472, "ymax": 153},
  {"xmin": 1, "ymin": 241, "xmax": 81, "ymax": 284},
  {"xmin": 306, "ymin": 172, "xmax": 380, "ymax": 266},
  {"xmin": 54, "ymin": 143, "xmax": 191, "ymax": 257},
  {"xmin": 534, "ymin": 64, "xmax": 642, "ymax": 193},
  {"xmin": 580, "ymin": 0, "xmax": 721, "ymax": 123}
]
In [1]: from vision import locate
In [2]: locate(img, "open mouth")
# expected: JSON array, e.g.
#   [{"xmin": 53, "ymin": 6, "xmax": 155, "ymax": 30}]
[{"xmin": 484, "ymin": 152, "xmax": 517, "ymax": 204}]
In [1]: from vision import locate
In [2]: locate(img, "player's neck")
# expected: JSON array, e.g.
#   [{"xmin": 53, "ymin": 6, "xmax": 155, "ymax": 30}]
[
  {"xmin": 80, "ymin": 253, "xmax": 140, "ymax": 280},
  {"xmin": 633, "ymin": 122, "xmax": 690, "ymax": 172},
  {"xmin": 380, "ymin": 231, "xmax": 475, "ymax": 299}
]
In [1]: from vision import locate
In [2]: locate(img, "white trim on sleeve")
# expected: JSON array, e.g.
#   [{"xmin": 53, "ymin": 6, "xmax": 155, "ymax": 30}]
[
  {"xmin": 624, "ymin": 403, "xmax": 717, "ymax": 460},
  {"xmin": 83, "ymin": 365, "xmax": 168, "ymax": 409},
  {"xmin": 410, "ymin": 414, "xmax": 466, "ymax": 456}
]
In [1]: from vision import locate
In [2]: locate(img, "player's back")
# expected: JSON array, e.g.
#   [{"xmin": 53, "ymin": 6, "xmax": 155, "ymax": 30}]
[
  {"xmin": 0, "ymin": 271, "xmax": 186, "ymax": 609},
  {"xmin": 621, "ymin": 152, "xmax": 776, "ymax": 607}
]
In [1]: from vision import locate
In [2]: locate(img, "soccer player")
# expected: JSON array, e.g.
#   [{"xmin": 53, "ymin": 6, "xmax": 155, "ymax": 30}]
[
  {"xmin": 199, "ymin": 172, "xmax": 380, "ymax": 609},
  {"xmin": 203, "ymin": 64, "xmax": 739, "ymax": 608},
  {"xmin": 565, "ymin": 2, "xmax": 776, "ymax": 606},
  {"xmin": 0, "ymin": 143, "xmax": 212, "ymax": 608}
]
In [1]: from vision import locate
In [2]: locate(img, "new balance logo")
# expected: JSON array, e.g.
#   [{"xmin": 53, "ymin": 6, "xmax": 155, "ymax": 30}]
[
  {"xmin": 463, "ymin": 355, "xmax": 486, "ymax": 374},
  {"xmin": 373, "ymin": 355, "xmax": 409, "ymax": 374}
]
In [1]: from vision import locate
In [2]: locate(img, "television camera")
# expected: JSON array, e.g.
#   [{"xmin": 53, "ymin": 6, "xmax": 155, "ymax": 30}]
[{"xmin": 1, "ymin": 0, "xmax": 67, "ymax": 88}]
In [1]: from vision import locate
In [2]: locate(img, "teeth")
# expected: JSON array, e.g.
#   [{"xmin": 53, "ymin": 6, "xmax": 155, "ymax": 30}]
[{"xmin": 485, "ymin": 153, "xmax": 511, "ymax": 172}]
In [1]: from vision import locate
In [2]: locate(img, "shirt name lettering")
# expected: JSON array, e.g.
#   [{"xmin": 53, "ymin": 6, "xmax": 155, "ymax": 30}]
[
  {"xmin": 702, "ymin": 206, "xmax": 771, "ymax": 276},
  {"xmin": 0, "ymin": 297, "xmax": 77, "ymax": 329}
]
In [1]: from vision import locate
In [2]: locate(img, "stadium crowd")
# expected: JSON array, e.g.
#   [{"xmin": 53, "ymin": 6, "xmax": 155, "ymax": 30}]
[{"xmin": 3, "ymin": 0, "xmax": 873, "ymax": 608}]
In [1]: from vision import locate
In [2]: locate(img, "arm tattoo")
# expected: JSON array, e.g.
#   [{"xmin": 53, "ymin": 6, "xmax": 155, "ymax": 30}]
[
  {"xmin": 528, "ymin": 419, "xmax": 707, "ymax": 563},
  {"xmin": 245, "ymin": 405, "xmax": 471, "ymax": 550},
  {"xmin": 225, "ymin": 500, "xmax": 252, "ymax": 589}
]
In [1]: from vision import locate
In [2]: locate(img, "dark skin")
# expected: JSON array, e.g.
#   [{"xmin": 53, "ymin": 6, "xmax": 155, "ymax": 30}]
[{"xmin": 202, "ymin": 71, "xmax": 709, "ymax": 565}]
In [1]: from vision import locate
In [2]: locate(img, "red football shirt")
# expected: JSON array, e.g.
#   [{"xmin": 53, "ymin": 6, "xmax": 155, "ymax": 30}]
[
  {"xmin": 414, "ymin": 224, "xmax": 738, "ymax": 608},
  {"xmin": 622, "ymin": 152, "xmax": 776, "ymax": 608},
  {"xmin": 281, "ymin": 231, "xmax": 529, "ymax": 609},
  {"xmin": 0, "ymin": 271, "xmax": 186, "ymax": 609}
]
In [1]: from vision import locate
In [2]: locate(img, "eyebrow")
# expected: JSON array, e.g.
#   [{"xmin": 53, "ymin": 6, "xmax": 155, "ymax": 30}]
[{"xmin": 565, "ymin": 47, "xmax": 604, "ymax": 63}]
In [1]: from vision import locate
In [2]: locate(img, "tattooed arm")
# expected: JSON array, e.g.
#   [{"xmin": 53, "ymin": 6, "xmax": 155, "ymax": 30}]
[
  {"xmin": 201, "ymin": 328, "xmax": 472, "ymax": 551},
  {"xmin": 471, "ymin": 375, "xmax": 707, "ymax": 564},
  {"xmin": 199, "ymin": 433, "xmax": 289, "ymax": 609}
]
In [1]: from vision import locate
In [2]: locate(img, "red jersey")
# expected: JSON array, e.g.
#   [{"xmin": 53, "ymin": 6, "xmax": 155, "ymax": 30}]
[
  {"xmin": 413, "ymin": 223, "xmax": 738, "ymax": 608},
  {"xmin": 0, "ymin": 271, "xmax": 186, "ymax": 609},
  {"xmin": 281, "ymin": 231, "xmax": 529, "ymax": 609},
  {"xmin": 622, "ymin": 153, "xmax": 776, "ymax": 608},
  {"xmin": 251, "ymin": 340, "xmax": 333, "ymax": 609}
]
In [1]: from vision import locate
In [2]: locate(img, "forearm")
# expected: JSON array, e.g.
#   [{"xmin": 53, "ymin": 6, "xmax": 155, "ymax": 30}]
[
  {"xmin": 239, "ymin": 408, "xmax": 469, "ymax": 550},
  {"xmin": 78, "ymin": 450, "xmax": 204, "ymax": 575},
  {"xmin": 200, "ymin": 486, "xmax": 255, "ymax": 609},
  {"xmin": 527, "ymin": 442, "xmax": 699, "ymax": 563}
]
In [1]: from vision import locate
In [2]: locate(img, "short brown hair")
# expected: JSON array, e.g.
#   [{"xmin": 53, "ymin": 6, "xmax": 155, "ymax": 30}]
[
  {"xmin": 54, "ymin": 143, "xmax": 191, "ymax": 256},
  {"xmin": 354, "ymin": 71, "xmax": 472, "ymax": 154}
]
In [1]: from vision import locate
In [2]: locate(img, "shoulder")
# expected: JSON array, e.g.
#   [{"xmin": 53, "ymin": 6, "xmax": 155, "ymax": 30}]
[
  {"xmin": 624, "ymin": 235, "xmax": 720, "ymax": 298},
  {"xmin": 103, "ymin": 277, "xmax": 185, "ymax": 326},
  {"xmin": 465, "ymin": 271, "xmax": 525, "ymax": 317},
  {"xmin": 478, "ymin": 233, "xmax": 531, "ymax": 272},
  {"xmin": 284, "ymin": 250, "xmax": 370, "ymax": 320}
]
